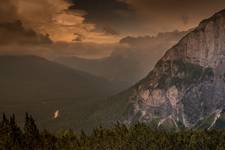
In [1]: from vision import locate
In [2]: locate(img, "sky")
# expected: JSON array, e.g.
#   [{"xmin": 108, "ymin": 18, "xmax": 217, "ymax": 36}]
[{"xmin": 1, "ymin": 0, "xmax": 225, "ymax": 58}]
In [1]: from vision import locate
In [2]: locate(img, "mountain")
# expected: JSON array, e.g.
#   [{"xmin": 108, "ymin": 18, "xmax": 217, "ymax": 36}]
[
  {"xmin": 0, "ymin": 55, "xmax": 117, "ymax": 102},
  {"xmin": 100, "ymin": 9, "xmax": 225, "ymax": 129},
  {"xmin": 55, "ymin": 30, "xmax": 188, "ymax": 89},
  {"xmin": 0, "ymin": 55, "xmax": 118, "ymax": 130}
]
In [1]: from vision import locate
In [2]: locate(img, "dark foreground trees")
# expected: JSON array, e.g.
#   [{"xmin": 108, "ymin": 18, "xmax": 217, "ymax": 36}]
[{"xmin": 1, "ymin": 114, "xmax": 225, "ymax": 150}]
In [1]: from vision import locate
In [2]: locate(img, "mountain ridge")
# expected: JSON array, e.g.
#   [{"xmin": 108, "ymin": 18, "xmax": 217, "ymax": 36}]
[{"xmin": 0, "ymin": 54, "xmax": 116, "ymax": 102}]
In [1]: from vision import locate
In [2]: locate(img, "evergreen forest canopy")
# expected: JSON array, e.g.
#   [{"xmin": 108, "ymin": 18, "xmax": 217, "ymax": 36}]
[{"xmin": 1, "ymin": 114, "xmax": 225, "ymax": 150}]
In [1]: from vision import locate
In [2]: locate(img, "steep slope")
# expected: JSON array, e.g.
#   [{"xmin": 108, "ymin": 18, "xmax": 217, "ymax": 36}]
[{"xmin": 108, "ymin": 9, "xmax": 225, "ymax": 128}]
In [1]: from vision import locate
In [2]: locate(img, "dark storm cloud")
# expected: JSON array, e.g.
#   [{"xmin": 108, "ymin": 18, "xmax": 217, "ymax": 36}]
[
  {"xmin": 68, "ymin": 0, "xmax": 136, "ymax": 33},
  {"xmin": 123, "ymin": 0, "xmax": 225, "ymax": 34},
  {"xmin": 126, "ymin": 0, "xmax": 225, "ymax": 12},
  {"xmin": 69, "ymin": 0, "xmax": 134, "ymax": 21},
  {"xmin": 68, "ymin": 0, "xmax": 225, "ymax": 36}
]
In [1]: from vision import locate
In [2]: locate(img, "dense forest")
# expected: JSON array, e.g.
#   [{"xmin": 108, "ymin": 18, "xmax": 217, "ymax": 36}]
[{"xmin": 1, "ymin": 114, "xmax": 225, "ymax": 150}]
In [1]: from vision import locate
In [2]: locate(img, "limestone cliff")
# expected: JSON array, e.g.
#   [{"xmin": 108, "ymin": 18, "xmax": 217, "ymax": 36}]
[{"xmin": 124, "ymin": 9, "xmax": 225, "ymax": 128}]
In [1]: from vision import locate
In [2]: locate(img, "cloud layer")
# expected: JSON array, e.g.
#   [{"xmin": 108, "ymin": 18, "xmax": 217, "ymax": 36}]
[
  {"xmin": 1, "ymin": 0, "xmax": 225, "ymax": 59},
  {"xmin": 122, "ymin": 0, "xmax": 225, "ymax": 34},
  {"xmin": 0, "ymin": 0, "xmax": 122, "ymax": 58},
  {"xmin": 0, "ymin": 0, "xmax": 119, "ymax": 43}
]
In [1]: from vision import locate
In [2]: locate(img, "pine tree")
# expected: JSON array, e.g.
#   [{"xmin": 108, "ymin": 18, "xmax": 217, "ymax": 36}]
[
  {"xmin": 24, "ymin": 113, "xmax": 40, "ymax": 149},
  {"xmin": 8, "ymin": 114, "xmax": 23, "ymax": 149}
]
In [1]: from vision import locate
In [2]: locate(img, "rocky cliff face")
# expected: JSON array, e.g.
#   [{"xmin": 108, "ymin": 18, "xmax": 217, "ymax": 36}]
[{"xmin": 125, "ymin": 9, "xmax": 225, "ymax": 128}]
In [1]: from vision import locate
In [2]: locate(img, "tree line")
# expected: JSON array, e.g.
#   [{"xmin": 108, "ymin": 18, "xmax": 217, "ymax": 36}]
[{"xmin": 1, "ymin": 114, "xmax": 225, "ymax": 150}]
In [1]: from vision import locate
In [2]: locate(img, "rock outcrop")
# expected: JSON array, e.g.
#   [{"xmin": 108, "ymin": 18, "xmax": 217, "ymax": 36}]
[{"xmin": 124, "ymin": 9, "xmax": 225, "ymax": 128}]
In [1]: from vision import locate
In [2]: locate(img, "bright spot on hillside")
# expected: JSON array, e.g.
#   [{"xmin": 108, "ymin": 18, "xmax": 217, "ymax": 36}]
[{"xmin": 53, "ymin": 110, "xmax": 60, "ymax": 119}]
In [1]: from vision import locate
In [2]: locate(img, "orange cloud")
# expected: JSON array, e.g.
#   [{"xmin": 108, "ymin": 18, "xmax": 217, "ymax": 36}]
[{"xmin": 12, "ymin": 0, "xmax": 120, "ymax": 43}]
